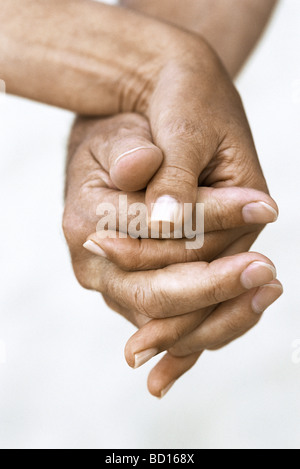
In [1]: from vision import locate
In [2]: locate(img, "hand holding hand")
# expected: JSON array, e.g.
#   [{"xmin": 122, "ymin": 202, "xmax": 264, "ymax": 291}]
[{"xmin": 63, "ymin": 113, "xmax": 282, "ymax": 397}]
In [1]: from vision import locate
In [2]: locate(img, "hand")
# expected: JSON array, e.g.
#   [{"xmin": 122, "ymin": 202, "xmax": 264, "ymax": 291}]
[
  {"xmin": 2, "ymin": 0, "xmax": 272, "ymax": 212},
  {"xmin": 63, "ymin": 113, "xmax": 282, "ymax": 397},
  {"xmin": 121, "ymin": 0, "xmax": 278, "ymax": 79}
]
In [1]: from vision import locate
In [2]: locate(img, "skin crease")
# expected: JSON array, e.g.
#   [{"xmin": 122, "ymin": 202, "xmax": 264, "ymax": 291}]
[
  {"xmin": 64, "ymin": 115, "xmax": 282, "ymax": 398},
  {"xmin": 0, "ymin": 0, "xmax": 276, "ymax": 211},
  {"xmin": 63, "ymin": 0, "xmax": 282, "ymax": 398},
  {"xmin": 63, "ymin": 1, "xmax": 281, "ymax": 396},
  {"xmin": 0, "ymin": 0, "xmax": 281, "ymax": 396}
]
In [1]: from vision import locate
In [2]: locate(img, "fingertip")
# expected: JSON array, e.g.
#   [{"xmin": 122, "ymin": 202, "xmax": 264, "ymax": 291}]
[
  {"xmin": 147, "ymin": 378, "xmax": 176, "ymax": 399},
  {"xmin": 150, "ymin": 195, "xmax": 182, "ymax": 224},
  {"xmin": 125, "ymin": 326, "xmax": 159, "ymax": 369},
  {"xmin": 147, "ymin": 352, "xmax": 201, "ymax": 398},
  {"xmin": 84, "ymin": 232, "xmax": 133, "ymax": 266},
  {"xmin": 242, "ymin": 201, "xmax": 279, "ymax": 224},
  {"xmin": 147, "ymin": 371, "xmax": 167, "ymax": 399},
  {"xmin": 251, "ymin": 279, "xmax": 283, "ymax": 315},
  {"xmin": 83, "ymin": 239, "xmax": 108, "ymax": 258},
  {"xmin": 110, "ymin": 146, "xmax": 163, "ymax": 192},
  {"xmin": 133, "ymin": 348, "xmax": 159, "ymax": 369},
  {"xmin": 145, "ymin": 168, "xmax": 198, "ymax": 225},
  {"xmin": 124, "ymin": 340, "xmax": 136, "ymax": 369}
]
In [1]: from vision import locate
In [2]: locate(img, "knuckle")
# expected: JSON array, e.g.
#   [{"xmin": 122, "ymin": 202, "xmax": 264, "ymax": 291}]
[
  {"xmin": 102, "ymin": 294, "xmax": 119, "ymax": 313},
  {"xmin": 224, "ymin": 310, "xmax": 259, "ymax": 337},
  {"xmin": 132, "ymin": 284, "xmax": 150, "ymax": 316},
  {"xmin": 151, "ymin": 289, "xmax": 174, "ymax": 318},
  {"xmin": 231, "ymin": 153, "xmax": 267, "ymax": 191},
  {"xmin": 72, "ymin": 261, "xmax": 92, "ymax": 291},
  {"xmin": 225, "ymin": 316, "xmax": 242, "ymax": 336},
  {"xmin": 210, "ymin": 206, "xmax": 228, "ymax": 231},
  {"xmin": 119, "ymin": 241, "xmax": 169, "ymax": 272},
  {"xmin": 166, "ymin": 118, "xmax": 200, "ymax": 139},
  {"xmin": 159, "ymin": 117, "xmax": 218, "ymax": 154},
  {"xmin": 118, "ymin": 243, "xmax": 149, "ymax": 272},
  {"xmin": 186, "ymin": 248, "xmax": 203, "ymax": 263},
  {"xmin": 170, "ymin": 341, "xmax": 195, "ymax": 357},
  {"xmin": 131, "ymin": 281, "xmax": 170, "ymax": 318},
  {"xmin": 131, "ymin": 241, "xmax": 151, "ymax": 270},
  {"xmin": 206, "ymin": 275, "xmax": 226, "ymax": 304},
  {"xmin": 214, "ymin": 199, "xmax": 229, "ymax": 230},
  {"xmin": 73, "ymin": 257, "xmax": 106, "ymax": 293},
  {"xmin": 118, "ymin": 255, "xmax": 141, "ymax": 272},
  {"xmin": 216, "ymin": 141, "xmax": 267, "ymax": 191},
  {"xmin": 62, "ymin": 211, "xmax": 73, "ymax": 241},
  {"xmin": 63, "ymin": 211, "xmax": 84, "ymax": 245},
  {"xmin": 170, "ymin": 322, "xmax": 185, "ymax": 345},
  {"xmin": 149, "ymin": 165, "xmax": 198, "ymax": 194}
]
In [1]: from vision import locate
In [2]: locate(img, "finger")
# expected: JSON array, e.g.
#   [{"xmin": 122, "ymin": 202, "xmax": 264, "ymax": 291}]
[
  {"xmin": 145, "ymin": 55, "xmax": 259, "ymax": 223},
  {"xmin": 147, "ymin": 186, "xmax": 278, "ymax": 232},
  {"xmin": 83, "ymin": 186, "xmax": 278, "ymax": 270},
  {"xmin": 84, "ymin": 229, "xmax": 244, "ymax": 270},
  {"xmin": 89, "ymin": 113, "xmax": 163, "ymax": 191},
  {"xmin": 122, "ymin": 232, "xmax": 261, "ymax": 368},
  {"xmin": 146, "ymin": 62, "xmax": 272, "ymax": 227},
  {"xmin": 69, "ymin": 250, "xmax": 154, "ymax": 329},
  {"xmin": 77, "ymin": 185, "xmax": 277, "ymax": 241},
  {"xmin": 146, "ymin": 280, "xmax": 282, "ymax": 397},
  {"xmin": 102, "ymin": 293, "xmax": 136, "ymax": 325},
  {"xmin": 64, "ymin": 184, "xmax": 147, "ymax": 249},
  {"xmin": 125, "ymin": 276, "xmax": 283, "ymax": 368},
  {"xmin": 170, "ymin": 280, "xmax": 283, "ymax": 356},
  {"xmin": 197, "ymin": 187, "xmax": 278, "ymax": 229},
  {"xmin": 145, "ymin": 68, "xmax": 221, "ymax": 223},
  {"xmin": 124, "ymin": 307, "xmax": 213, "ymax": 368},
  {"xmin": 217, "ymin": 231, "xmax": 259, "ymax": 258},
  {"xmin": 99, "ymin": 252, "xmax": 277, "ymax": 318},
  {"xmin": 147, "ymin": 352, "xmax": 202, "ymax": 398}
]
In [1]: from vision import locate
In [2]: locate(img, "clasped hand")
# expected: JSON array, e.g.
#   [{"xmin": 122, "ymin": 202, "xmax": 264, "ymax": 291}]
[{"xmin": 63, "ymin": 112, "xmax": 282, "ymax": 398}]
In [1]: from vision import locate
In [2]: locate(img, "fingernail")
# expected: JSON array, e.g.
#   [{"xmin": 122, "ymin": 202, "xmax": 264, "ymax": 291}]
[
  {"xmin": 252, "ymin": 283, "xmax": 283, "ymax": 314},
  {"xmin": 160, "ymin": 380, "xmax": 176, "ymax": 399},
  {"xmin": 241, "ymin": 261, "xmax": 277, "ymax": 290},
  {"xmin": 114, "ymin": 147, "xmax": 152, "ymax": 166},
  {"xmin": 242, "ymin": 202, "xmax": 278, "ymax": 224},
  {"xmin": 134, "ymin": 348, "xmax": 158, "ymax": 369},
  {"xmin": 83, "ymin": 240, "xmax": 107, "ymax": 258},
  {"xmin": 151, "ymin": 196, "xmax": 182, "ymax": 224}
]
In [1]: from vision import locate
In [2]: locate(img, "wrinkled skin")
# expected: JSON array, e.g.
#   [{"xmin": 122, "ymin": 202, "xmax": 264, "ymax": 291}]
[{"xmin": 63, "ymin": 114, "xmax": 282, "ymax": 397}]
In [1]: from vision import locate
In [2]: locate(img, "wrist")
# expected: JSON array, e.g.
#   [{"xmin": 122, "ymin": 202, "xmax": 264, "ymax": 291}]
[
  {"xmin": 114, "ymin": 21, "xmax": 196, "ymax": 114},
  {"xmin": 0, "ymin": 0, "xmax": 194, "ymax": 115},
  {"xmin": 132, "ymin": 28, "xmax": 216, "ymax": 114}
]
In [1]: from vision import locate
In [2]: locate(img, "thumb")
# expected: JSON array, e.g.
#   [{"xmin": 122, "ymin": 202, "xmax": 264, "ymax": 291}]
[
  {"xmin": 90, "ymin": 113, "xmax": 163, "ymax": 192},
  {"xmin": 145, "ymin": 71, "xmax": 218, "ymax": 224},
  {"xmin": 145, "ymin": 121, "xmax": 217, "ymax": 225}
]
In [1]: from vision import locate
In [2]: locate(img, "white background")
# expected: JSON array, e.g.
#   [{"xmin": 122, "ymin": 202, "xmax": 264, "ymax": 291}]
[{"xmin": 0, "ymin": 0, "xmax": 300, "ymax": 449}]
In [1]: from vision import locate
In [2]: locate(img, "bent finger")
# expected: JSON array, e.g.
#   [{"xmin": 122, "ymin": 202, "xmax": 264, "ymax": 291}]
[
  {"xmin": 89, "ymin": 113, "xmax": 163, "ymax": 191},
  {"xmin": 84, "ymin": 229, "xmax": 245, "ymax": 271},
  {"xmin": 147, "ymin": 352, "xmax": 202, "ymax": 398},
  {"xmin": 101, "ymin": 252, "xmax": 277, "ymax": 318},
  {"xmin": 170, "ymin": 280, "xmax": 283, "ymax": 356},
  {"xmin": 124, "ymin": 307, "xmax": 213, "ymax": 369}
]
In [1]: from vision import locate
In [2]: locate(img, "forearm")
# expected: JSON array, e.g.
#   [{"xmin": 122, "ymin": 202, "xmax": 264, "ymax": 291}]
[
  {"xmin": 0, "ymin": 0, "xmax": 184, "ymax": 114},
  {"xmin": 120, "ymin": 0, "xmax": 278, "ymax": 77}
]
